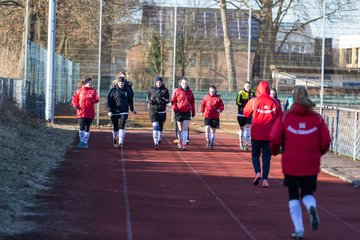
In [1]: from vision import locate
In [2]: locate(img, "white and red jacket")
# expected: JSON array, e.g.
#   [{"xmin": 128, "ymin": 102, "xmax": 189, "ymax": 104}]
[
  {"xmin": 243, "ymin": 81, "xmax": 283, "ymax": 140},
  {"xmin": 171, "ymin": 87, "xmax": 195, "ymax": 115},
  {"xmin": 270, "ymin": 103, "xmax": 331, "ymax": 176},
  {"xmin": 200, "ymin": 94, "xmax": 224, "ymax": 119},
  {"xmin": 72, "ymin": 86, "xmax": 99, "ymax": 118}
]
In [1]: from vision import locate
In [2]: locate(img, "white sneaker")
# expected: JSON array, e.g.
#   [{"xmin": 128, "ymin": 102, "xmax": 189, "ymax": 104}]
[{"xmin": 291, "ymin": 231, "xmax": 304, "ymax": 239}]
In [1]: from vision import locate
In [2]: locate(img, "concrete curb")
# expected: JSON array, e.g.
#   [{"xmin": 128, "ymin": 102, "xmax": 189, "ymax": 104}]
[{"xmin": 321, "ymin": 152, "xmax": 360, "ymax": 188}]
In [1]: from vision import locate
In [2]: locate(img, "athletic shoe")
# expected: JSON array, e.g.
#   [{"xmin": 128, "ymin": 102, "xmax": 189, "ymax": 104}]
[
  {"xmin": 253, "ymin": 174, "xmax": 261, "ymax": 185},
  {"xmin": 210, "ymin": 142, "xmax": 214, "ymax": 149},
  {"xmin": 262, "ymin": 180, "xmax": 269, "ymax": 187},
  {"xmin": 206, "ymin": 141, "xmax": 211, "ymax": 149},
  {"xmin": 113, "ymin": 139, "xmax": 118, "ymax": 147},
  {"xmin": 245, "ymin": 144, "xmax": 249, "ymax": 151},
  {"xmin": 76, "ymin": 141, "xmax": 83, "ymax": 149},
  {"xmin": 118, "ymin": 143, "xmax": 123, "ymax": 149},
  {"xmin": 177, "ymin": 141, "xmax": 182, "ymax": 149},
  {"xmin": 291, "ymin": 231, "xmax": 304, "ymax": 239},
  {"xmin": 154, "ymin": 144, "xmax": 159, "ymax": 150},
  {"xmin": 158, "ymin": 140, "xmax": 162, "ymax": 146},
  {"xmin": 186, "ymin": 140, "xmax": 189, "ymax": 144},
  {"xmin": 309, "ymin": 206, "xmax": 320, "ymax": 231},
  {"xmin": 82, "ymin": 143, "xmax": 89, "ymax": 149},
  {"xmin": 182, "ymin": 146, "xmax": 187, "ymax": 151},
  {"xmin": 173, "ymin": 139, "xmax": 178, "ymax": 144},
  {"xmin": 240, "ymin": 141, "xmax": 245, "ymax": 150}
]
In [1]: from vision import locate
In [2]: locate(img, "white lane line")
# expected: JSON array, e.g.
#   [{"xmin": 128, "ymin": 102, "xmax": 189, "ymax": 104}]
[
  {"xmin": 166, "ymin": 138, "xmax": 256, "ymax": 240},
  {"xmin": 227, "ymin": 144, "xmax": 360, "ymax": 233},
  {"xmin": 318, "ymin": 205, "xmax": 360, "ymax": 233},
  {"xmin": 120, "ymin": 149, "xmax": 133, "ymax": 240}
]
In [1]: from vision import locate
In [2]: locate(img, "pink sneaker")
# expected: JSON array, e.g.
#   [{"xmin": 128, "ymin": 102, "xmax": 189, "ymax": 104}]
[{"xmin": 262, "ymin": 180, "xmax": 269, "ymax": 187}]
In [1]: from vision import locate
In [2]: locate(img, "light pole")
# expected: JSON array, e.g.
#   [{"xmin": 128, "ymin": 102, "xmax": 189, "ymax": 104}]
[
  {"xmin": 45, "ymin": 0, "xmax": 57, "ymax": 124},
  {"xmin": 247, "ymin": 0, "xmax": 252, "ymax": 83},
  {"xmin": 320, "ymin": 0, "xmax": 326, "ymax": 115},
  {"xmin": 96, "ymin": 0, "xmax": 103, "ymax": 126},
  {"xmin": 23, "ymin": 0, "xmax": 29, "ymax": 109},
  {"xmin": 171, "ymin": 0, "xmax": 178, "ymax": 128}
]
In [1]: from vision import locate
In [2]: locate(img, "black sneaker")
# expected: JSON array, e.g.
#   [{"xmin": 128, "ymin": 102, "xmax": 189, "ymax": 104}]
[
  {"xmin": 118, "ymin": 143, "xmax": 123, "ymax": 149},
  {"xmin": 113, "ymin": 139, "xmax": 118, "ymax": 147},
  {"xmin": 309, "ymin": 206, "xmax": 320, "ymax": 231},
  {"xmin": 154, "ymin": 144, "xmax": 159, "ymax": 150},
  {"xmin": 158, "ymin": 140, "xmax": 162, "ymax": 146},
  {"xmin": 253, "ymin": 175, "xmax": 261, "ymax": 185}
]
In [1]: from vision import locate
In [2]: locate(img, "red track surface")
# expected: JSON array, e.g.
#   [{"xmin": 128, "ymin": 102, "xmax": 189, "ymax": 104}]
[{"xmin": 12, "ymin": 129, "xmax": 360, "ymax": 240}]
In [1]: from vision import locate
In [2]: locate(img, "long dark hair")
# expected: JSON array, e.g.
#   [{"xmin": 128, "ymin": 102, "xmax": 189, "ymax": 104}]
[{"xmin": 293, "ymin": 85, "xmax": 315, "ymax": 111}]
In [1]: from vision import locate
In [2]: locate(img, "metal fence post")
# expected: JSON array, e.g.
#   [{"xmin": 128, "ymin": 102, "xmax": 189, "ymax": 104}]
[
  {"xmin": 335, "ymin": 109, "xmax": 339, "ymax": 154},
  {"xmin": 353, "ymin": 112, "xmax": 358, "ymax": 161}
]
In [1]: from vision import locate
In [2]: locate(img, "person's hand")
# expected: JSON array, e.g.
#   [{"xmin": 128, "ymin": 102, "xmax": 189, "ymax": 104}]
[
  {"xmin": 132, "ymin": 110, "xmax": 137, "ymax": 114},
  {"xmin": 150, "ymin": 97, "xmax": 156, "ymax": 104},
  {"xmin": 216, "ymin": 109, "xmax": 221, "ymax": 113},
  {"xmin": 107, "ymin": 112, "xmax": 113, "ymax": 117},
  {"xmin": 192, "ymin": 113, "xmax": 195, "ymax": 118}
]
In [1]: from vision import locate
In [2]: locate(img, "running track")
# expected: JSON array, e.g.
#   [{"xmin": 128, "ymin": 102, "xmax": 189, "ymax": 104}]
[{"xmin": 11, "ymin": 129, "xmax": 360, "ymax": 240}]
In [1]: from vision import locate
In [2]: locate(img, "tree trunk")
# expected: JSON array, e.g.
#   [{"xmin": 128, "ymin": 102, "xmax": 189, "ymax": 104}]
[
  {"xmin": 102, "ymin": 1, "xmax": 114, "ymax": 76},
  {"xmin": 219, "ymin": 0, "xmax": 236, "ymax": 92},
  {"xmin": 255, "ymin": 0, "xmax": 276, "ymax": 83}
]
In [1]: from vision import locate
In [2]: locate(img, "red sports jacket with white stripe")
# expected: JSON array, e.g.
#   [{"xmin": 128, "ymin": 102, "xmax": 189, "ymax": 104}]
[
  {"xmin": 270, "ymin": 103, "xmax": 331, "ymax": 176},
  {"xmin": 243, "ymin": 81, "xmax": 283, "ymax": 141}
]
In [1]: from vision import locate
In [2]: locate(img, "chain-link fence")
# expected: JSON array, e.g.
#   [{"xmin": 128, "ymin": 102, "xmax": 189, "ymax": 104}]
[
  {"xmin": 25, "ymin": 42, "xmax": 80, "ymax": 117},
  {"xmin": 2, "ymin": 1, "xmax": 360, "ymax": 159},
  {"xmin": 322, "ymin": 106, "xmax": 360, "ymax": 160},
  {"xmin": 4, "ymin": 1, "xmax": 358, "ymax": 110},
  {"xmin": 0, "ymin": 77, "xmax": 25, "ymax": 106}
]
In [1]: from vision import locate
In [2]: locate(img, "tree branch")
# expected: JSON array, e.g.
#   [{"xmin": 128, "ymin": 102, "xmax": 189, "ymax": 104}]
[{"xmin": 0, "ymin": 0, "xmax": 22, "ymax": 7}]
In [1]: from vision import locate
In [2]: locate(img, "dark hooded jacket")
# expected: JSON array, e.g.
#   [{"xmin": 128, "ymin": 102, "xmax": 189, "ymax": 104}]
[
  {"xmin": 147, "ymin": 84, "xmax": 170, "ymax": 112},
  {"xmin": 106, "ymin": 84, "xmax": 134, "ymax": 114}
]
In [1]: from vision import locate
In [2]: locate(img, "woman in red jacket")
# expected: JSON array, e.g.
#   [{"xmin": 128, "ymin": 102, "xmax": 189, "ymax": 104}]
[
  {"xmin": 72, "ymin": 76, "xmax": 99, "ymax": 148},
  {"xmin": 200, "ymin": 86, "xmax": 224, "ymax": 149},
  {"xmin": 270, "ymin": 86, "xmax": 331, "ymax": 239},
  {"xmin": 243, "ymin": 81, "xmax": 283, "ymax": 187},
  {"xmin": 171, "ymin": 77, "xmax": 195, "ymax": 150}
]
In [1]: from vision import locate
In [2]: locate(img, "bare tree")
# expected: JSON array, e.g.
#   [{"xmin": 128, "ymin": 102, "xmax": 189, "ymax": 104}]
[
  {"xmin": 226, "ymin": 0, "xmax": 357, "ymax": 83},
  {"xmin": 219, "ymin": 0, "xmax": 236, "ymax": 91},
  {"xmin": 0, "ymin": 0, "xmax": 152, "ymax": 77}
]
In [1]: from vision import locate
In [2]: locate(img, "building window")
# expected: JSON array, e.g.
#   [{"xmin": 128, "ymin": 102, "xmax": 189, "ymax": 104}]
[
  {"xmin": 345, "ymin": 49, "xmax": 352, "ymax": 64},
  {"xmin": 355, "ymin": 48, "xmax": 359, "ymax": 65},
  {"xmin": 200, "ymin": 53, "xmax": 211, "ymax": 67}
]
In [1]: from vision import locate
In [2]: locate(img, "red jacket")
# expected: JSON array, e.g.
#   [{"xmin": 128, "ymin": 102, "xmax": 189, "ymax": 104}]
[
  {"xmin": 200, "ymin": 94, "xmax": 224, "ymax": 119},
  {"xmin": 171, "ymin": 87, "xmax": 195, "ymax": 114},
  {"xmin": 270, "ymin": 104, "xmax": 331, "ymax": 176},
  {"xmin": 243, "ymin": 81, "xmax": 283, "ymax": 140},
  {"xmin": 72, "ymin": 86, "xmax": 99, "ymax": 118}
]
